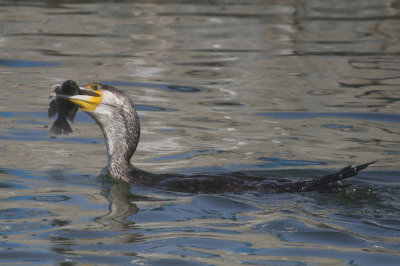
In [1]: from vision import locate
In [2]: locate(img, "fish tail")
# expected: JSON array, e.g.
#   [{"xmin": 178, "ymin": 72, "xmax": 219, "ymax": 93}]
[{"xmin": 50, "ymin": 118, "xmax": 73, "ymax": 135}]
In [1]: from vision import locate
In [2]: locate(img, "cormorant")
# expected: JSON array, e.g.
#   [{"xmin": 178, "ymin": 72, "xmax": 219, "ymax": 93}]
[{"xmin": 54, "ymin": 83, "xmax": 373, "ymax": 193}]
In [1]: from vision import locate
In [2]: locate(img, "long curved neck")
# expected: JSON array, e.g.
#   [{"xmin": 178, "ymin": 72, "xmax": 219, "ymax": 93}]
[{"xmin": 88, "ymin": 96, "xmax": 140, "ymax": 182}]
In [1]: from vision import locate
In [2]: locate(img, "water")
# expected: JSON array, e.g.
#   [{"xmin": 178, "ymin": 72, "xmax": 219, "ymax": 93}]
[{"xmin": 0, "ymin": 0, "xmax": 399, "ymax": 264}]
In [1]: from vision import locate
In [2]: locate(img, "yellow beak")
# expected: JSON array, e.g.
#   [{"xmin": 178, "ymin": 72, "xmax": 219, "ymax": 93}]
[{"xmin": 57, "ymin": 86, "xmax": 103, "ymax": 112}]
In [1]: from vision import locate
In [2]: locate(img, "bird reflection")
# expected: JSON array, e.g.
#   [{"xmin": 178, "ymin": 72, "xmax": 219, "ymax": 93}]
[{"xmin": 95, "ymin": 178, "xmax": 146, "ymax": 231}]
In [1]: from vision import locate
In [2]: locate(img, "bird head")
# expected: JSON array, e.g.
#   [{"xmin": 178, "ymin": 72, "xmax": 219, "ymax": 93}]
[{"xmin": 57, "ymin": 81, "xmax": 139, "ymax": 130}]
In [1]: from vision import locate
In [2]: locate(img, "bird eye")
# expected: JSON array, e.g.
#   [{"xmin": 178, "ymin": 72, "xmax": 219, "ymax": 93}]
[{"xmin": 93, "ymin": 84, "xmax": 100, "ymax": 91}]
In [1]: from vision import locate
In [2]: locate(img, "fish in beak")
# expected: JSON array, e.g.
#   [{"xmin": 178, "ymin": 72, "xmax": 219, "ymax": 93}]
[
  {"xmin": 48, "ymin": 81, "xmax": 103, "ymax": 135},
  {"xmin": 56, "ymin": 83, "xmax": 103, "ymax": 112},
  {"xmin": 48, "ymin": 80, "xmax": 80, "ymax": 135}
]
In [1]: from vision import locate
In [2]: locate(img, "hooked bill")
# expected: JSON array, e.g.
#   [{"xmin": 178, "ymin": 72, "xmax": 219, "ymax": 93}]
[{"xmin": 48, "ymin": 80, "xmax": 80, "ymax": 135}]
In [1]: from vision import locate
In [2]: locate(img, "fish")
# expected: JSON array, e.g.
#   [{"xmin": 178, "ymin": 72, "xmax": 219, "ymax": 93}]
[{"xmin": 48, "ymin": 80, "xmax": 80, "ymax": 135}]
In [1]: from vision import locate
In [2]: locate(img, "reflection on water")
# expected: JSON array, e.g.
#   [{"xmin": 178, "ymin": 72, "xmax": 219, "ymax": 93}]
[
  {"xmin": 1, "ymin": 168, "xmax": 399, "ymax": 265},
  {"xmin": 0, "ymin": 0, "xmax": 400, "ymax": 265}
]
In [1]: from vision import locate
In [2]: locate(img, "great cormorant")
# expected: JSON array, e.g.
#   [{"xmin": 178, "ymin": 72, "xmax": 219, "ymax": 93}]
[{"xmin": 54, "ymin": 83, "xmax": 373, "ymax": 193}]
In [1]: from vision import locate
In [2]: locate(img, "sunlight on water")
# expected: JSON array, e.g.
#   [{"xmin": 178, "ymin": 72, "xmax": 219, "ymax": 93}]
[{"xmin": 0, "ymin": 0, "xmax": 399, "ymax": 265}]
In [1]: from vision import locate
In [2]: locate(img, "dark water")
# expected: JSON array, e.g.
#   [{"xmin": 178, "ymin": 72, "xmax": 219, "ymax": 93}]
[{"xmin": 1, "ymin": 0, "xmax": 400, "ymax": 265}]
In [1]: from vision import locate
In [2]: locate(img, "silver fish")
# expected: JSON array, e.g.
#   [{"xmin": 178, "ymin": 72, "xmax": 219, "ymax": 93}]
[{"xmin": 48, "ymin": 80, "xmax": 80, "ymax": 135}]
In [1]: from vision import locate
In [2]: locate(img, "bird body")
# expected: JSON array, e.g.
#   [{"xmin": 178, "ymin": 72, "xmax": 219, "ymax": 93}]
[{"xmin": 51, "ymin": 82, "xmax": 373, "ymax": 193}]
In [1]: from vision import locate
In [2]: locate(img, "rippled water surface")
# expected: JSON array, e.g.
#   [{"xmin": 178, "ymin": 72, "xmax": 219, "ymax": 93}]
[{"xmin": 1, "ymin": 0, "xmax": 399, "ymax": 265}]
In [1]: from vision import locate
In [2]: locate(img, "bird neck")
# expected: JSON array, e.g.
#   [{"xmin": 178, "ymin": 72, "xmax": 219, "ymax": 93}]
[{"xmin": 89, "ymin": 100, "xmax": 140, "ymax": 182}]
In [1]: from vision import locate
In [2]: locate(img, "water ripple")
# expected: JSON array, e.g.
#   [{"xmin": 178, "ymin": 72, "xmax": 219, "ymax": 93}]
[
  {"xmin": 102, "ymin": 81, "xmax": 203, "ymax": 93},
  {"xmin": 256, "ymin": 112, "xmax": 400, "ymax": 123},
  {"xmin": 0, "ymin": 59, "xmax": 59, "ymax": 68}
]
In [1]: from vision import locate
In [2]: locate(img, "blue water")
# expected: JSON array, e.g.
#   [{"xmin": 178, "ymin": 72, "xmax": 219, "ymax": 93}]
[
  {"xmin": 0, "ymin": 166, "xmax": 399, "ymax": 265},
  {"xmin": 1, "ymin": 0, "xmax": 400, "ymax": 265},
  {"xmin": 257, "ymin": 112, "xmax": 400, "ymax": 123},
  {"xmin": 0, "ymin": 59, "xmax": 60, "ymax": 68}
]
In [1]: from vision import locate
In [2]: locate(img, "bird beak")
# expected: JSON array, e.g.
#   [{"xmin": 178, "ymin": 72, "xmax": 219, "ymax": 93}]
[{"xmin": 57, "ymin": 86, "xmax": 103, "ymax": 112}]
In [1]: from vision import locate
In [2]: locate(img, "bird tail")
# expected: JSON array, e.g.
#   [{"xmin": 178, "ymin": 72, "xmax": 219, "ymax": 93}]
[
  {"xmin": 277, "ymin": 161, "xmax": 375, "ymax": 193},
  {"xmin": 50, "ymin": 119, "xmax": 73, "ymax": 135}
]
